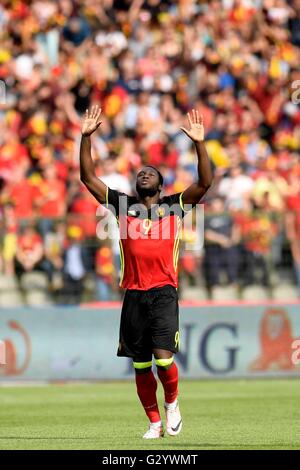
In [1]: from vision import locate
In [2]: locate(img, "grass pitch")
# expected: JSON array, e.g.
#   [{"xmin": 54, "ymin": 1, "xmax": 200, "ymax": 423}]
[{"xmin": 0, "ymin": 379, "xmax": 299, "ymax": 450}]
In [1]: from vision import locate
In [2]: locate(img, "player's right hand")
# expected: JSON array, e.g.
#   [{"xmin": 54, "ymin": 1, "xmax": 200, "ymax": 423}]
[{"xmin": 81, "ymin": 105, "xmax": 102, "ymax": 136}]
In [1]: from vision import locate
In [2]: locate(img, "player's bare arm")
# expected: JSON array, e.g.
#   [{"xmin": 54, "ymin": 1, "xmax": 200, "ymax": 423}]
[
  {"xmin": 80, "ymin": 105, "xmax": 107, "ymax": 204},
  {"xmin": 180, "ymin": 109, "xmax": 213, "ymax": 206}
]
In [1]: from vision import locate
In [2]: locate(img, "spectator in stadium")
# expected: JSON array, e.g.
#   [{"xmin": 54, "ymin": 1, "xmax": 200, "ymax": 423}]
[
  {"xmin": 100, "ymin": 154, "xmax": 132, "ymax": 195},
  {"xmin": 218, "ymin": 165, "xmax": 254, "ymax": 210},
  {"xmin": 0, "ymin": 0, "xmax": 299, "ymax": 303},
  {"xmin": 178, "ymin": 234, "xmax": 202, "ymax": 289},
  {"xmin": 70, "ymin": 187, "xmax": 99, "ymax": 272},
  {"xmin": 99, "ymin": 153, "xmax": 133, "ymax": 274},
  {"xmin": 252, "ymin": 168, "xmax": 289, "ymax": 213},
  {"xmin": 3, "ymin": 166, "xmax": 34, "ymax": 222},
  {"xmin": 62, "ymin": 16, "xmax": 91, "ymax": 47},
  {"xmin": 95, "ymin": 241, "xmax": 116, "ymax": 301},
  {"xmin": 1, "ymin": 202, "xmax": 18, "ymax": 276},
  {"xmin": 204, "ymin": 196, "xmax": 240, "ymax": 288},
  {"xmin": 59, "ymin": 225, "xmax": 88, "ymax": 305},
  {"xmin": 285, "ymin": 175, "xmax": 300, "ymax": 296},
  {"xmin": 15, "ymin": 224, "xmax": 44, "ymax": 278},
  {"xmin": 236, "ymin": 198, "xmax": 278, "ymax": 288},
  {"xmin": 43, "ymin": 221, "xmax": 65, "ymax": 288},
  {"xmin": 35, "ymin": 164, "xmax": 66, "ymax": 237}
]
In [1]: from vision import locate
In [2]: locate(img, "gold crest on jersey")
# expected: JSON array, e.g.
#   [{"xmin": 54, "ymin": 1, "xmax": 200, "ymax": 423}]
[{"xmin": 156, "ymin": 207, "xmax": 165, "ymax": 217}]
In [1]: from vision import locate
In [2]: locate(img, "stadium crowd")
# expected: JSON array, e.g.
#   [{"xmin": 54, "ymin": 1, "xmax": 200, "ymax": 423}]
[{"xmin": 0, "ymin": 0, "xmax": 300, "ymax": 304}]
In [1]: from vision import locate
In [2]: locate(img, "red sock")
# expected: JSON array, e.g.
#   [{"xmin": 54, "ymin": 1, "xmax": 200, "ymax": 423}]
[
  {"xmin": 157, "ymin": 362, "xmax": 179, "ymax": 404},
  {"xmin": 135, "ymin": 370, "xmax": 161, "ymax": 423}
]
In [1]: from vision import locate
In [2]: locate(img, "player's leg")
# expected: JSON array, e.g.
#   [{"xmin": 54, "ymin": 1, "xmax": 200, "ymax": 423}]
[
  {"xmin": 153, "ymin": 349, "xmax": 179, "ymax": 404},
  {"xmin": 116, "ymin": 289, "xmax": 163, "ymax": 438},
  {"xmin": 153, "ymin": 349, "xmax": 182, "ymax": 436},
  {"xmin": 133, "ymin": 358, "xmax": 164, "ymax": 439},
  {"xmin": 150, "ymin": 285, "xmax": 182, "ymax": 436}
]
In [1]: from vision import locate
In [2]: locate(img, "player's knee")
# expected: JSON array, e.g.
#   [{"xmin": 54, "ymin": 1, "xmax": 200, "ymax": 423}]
[
  {"xmin": 155, "ymin": 357, "xmax": 174, "ymax": 371},
  {"xmin": 133, "ymin": 360, "xmax": 152, "ymax": 374}
]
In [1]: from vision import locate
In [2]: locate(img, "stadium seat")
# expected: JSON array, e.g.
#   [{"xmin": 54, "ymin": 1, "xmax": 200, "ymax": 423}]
[
  {"xmin": 20, "ymin": 272, "xmax": 49, "ymax": 291},
  {"xmin": 272, "ymin": 283, "xmax": 299, "ymax": 301},
  {"xmin": 0, "ymin": 290, "xmax": 24, "ymax": 307},
  {"xmin": 25, "ymin": 289, "xmax": 52, "ymax": 306},
  {"xmin": 241, "ymin": 285, "xmax": 269, "ymax": 301},
  {"xmin": 0, "ymin": 274, "xmax": 19, "ymax": 291},
  {"xmin": 211, "ymin": 285, "xmax": 239, "ymax": 302},
  {"xmin": 181, "ymin": 286, "xmax": 209, "ymax": 301}
]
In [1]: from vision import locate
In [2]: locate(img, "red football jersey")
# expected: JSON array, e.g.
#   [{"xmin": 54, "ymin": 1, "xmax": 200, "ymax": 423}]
[{"xmin": 105, "ymin": 188, "xmax": 190, "ymax": 290}]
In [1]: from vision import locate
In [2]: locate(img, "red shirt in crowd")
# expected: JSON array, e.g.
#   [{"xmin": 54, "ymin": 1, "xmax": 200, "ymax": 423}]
[
  {"xmin": 7, "ymin": 179, "xmax": 34, "ymax": 219},
  {"xmin": 37, "ymin": 179, "xmax": 66, "ymax": 218},
  {"xmin": 0, "ymin": 142, "xmax": 29, "ymax": 177},
  {"xmin": 286, "ymin": 195, "xmax": 300, "ymax": 238},
  {"xmin": 96, "ymin": 246, "xmax": 114, "ymax": 284},
  {"xmin": 71, "ymin": 191, "xmax": 98, "ymax": 238}
]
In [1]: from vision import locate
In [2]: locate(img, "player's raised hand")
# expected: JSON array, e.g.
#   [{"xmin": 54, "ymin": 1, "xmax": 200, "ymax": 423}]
[
  {"xmin": 81, "ymin": 105, "xmax": 102, "ymax": 136},
  {"xmin": 180, "ymin": 109, "xmax": 205, "ymax": 143}
]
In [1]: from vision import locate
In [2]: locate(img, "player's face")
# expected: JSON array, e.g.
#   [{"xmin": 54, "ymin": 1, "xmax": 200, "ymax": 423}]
[{"xmin": 136, "ymin": 167, "xmax": 161, "ymax": 197}]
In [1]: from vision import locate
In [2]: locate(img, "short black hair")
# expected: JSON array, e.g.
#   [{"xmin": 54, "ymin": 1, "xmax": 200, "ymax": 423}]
[{"xmin": 144, "ymin": 165, "xmax": 164, "ymax": 186}]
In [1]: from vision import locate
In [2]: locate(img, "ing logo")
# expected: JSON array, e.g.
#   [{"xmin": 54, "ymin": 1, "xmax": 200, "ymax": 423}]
[
  {"xmin": 0, "ymin": 321, "xmax": 31, "ymax": 376},
  {"xmin": 291, "ymin": 339, "xmax": 300, "ymax": 366}
]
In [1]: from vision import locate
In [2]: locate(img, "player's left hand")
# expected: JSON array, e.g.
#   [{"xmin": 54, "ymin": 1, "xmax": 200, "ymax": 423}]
[{"xmin": 180, "ymin": 109, "xmax": 205, "ymax": 143}]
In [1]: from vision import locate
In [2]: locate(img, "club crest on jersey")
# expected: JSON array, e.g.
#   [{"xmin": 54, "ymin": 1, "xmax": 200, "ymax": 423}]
[{"xmin": 156, "ymin": 207, "xmax": 165, "ymax": 217}]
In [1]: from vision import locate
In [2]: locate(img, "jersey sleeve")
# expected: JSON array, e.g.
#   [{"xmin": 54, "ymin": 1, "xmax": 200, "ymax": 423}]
[
  {"xmin": 105, "ymin": 187, "xmax": 129, "ymax": 218},
  {"xmin": 161, "ymin": 192, "xmax": 195, "ymax": 218}
]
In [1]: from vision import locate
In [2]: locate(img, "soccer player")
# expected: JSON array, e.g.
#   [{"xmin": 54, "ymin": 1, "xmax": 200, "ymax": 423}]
[{"xmin": 80, "ymin": 105, "xmax": 212, "ymax": 438}]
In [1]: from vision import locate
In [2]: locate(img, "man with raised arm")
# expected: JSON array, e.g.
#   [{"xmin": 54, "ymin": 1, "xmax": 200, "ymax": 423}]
[{"xmin": 80, "ymin": 105, "xmax": 213, "ymax": 439}]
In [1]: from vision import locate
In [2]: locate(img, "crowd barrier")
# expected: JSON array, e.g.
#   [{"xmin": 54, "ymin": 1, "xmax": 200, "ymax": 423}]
[{"xmin": 1, "ymin": 301, "xmax": 300, "ymax": 381}]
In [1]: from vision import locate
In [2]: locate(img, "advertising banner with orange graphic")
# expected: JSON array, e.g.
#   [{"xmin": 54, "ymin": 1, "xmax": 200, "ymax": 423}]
[{"xmin": 0, "ymin": 304, "xmax": 300, "ymax": 381}]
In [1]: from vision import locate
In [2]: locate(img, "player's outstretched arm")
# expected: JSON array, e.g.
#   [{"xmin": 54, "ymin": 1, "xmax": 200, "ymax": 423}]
[
  {"xmin": 180, "ymin": 109, "xmax": 213, "ymax": 206},
  {"xmin": 80, "ymin": 105, "xmax": 107, "ymax": 204}
]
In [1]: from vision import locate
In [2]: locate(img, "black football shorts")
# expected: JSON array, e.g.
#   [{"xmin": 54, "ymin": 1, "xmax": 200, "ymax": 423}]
[{"xmin": 117, "ymin": 284, "xmax": 179, "ymax": 361}]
